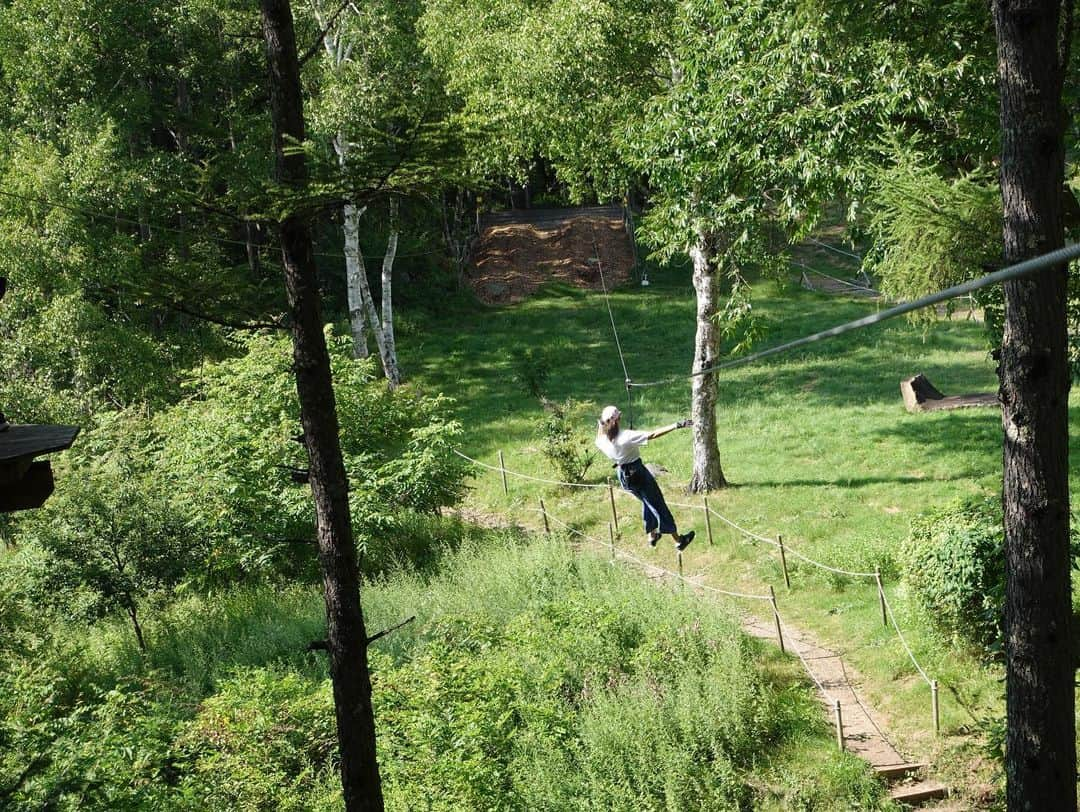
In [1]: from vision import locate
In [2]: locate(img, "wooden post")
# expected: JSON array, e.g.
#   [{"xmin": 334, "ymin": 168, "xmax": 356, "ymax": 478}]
[
  {"xmin": 703, "ymin": 497, "xmax": 714, "ymax": 546},
  {"xmin": 608, "ymin": 522, "xmax": 615, "ymax": 561},
  {"xmin": 932, "ymin": 680, "xmax": 940, "ymax": 736},
  {"xmin": 677, "ymin": 549, "xmax": 684, "ymax": 588},
  {"xmin": 769, "ymin": 585, "xmax": 785, "ymax": 653},
  {"xmin": 539, "ymin": 498, "xmax": 549, "ymax": 535},
  {"xmin": 498, "ymin": 450, "xmax": 508, "ymax": 495},
  {"xmin": 875, "ymin": 567, "xmax": 888, "ymax": 627},
  {"xmin": 608, "ymin": 485, "xmax": 619, "ymax": 534},
  {"xmin": 778, "ymin": 534, "xmax": 791, "ymax": 590},
  {"xmin": 834, "ymin": 699, "xmax": 844, "ymax": 750}
]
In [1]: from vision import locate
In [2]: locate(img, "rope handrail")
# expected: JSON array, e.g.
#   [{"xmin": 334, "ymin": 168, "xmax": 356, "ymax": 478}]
[
  {"xmin": 629, "ymin": 241, "xmax": 1080, "ymax": 388},
  {"xmin": 453, "ymin": 449, "xmax": 609, "ymax": 490},
  {"xmin": 532, "ymin": 507, "xmax": 773, "ymax": 602},
  {"xmin": 775, "ymin": 613, "xmax": 833, "ymax": 701},
  {"xmin": 466, "ymin": 450, "xmax": 935, "ymax": 693},
  {"xmin": 670, "ymin": 499, "xmax": 879, "ymax": 579},
  {"xmin": 879, "ymin": 584, "xmax": 933, "ymax": 687}
]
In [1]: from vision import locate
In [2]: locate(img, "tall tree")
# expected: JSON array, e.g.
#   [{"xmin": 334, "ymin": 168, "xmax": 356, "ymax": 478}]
[
  {"xmin": 992, "ymin": 1, "xmax": 1076, "ymax": 808},
  {"xmin": 259, "ymin": 1, "xmax": 384, "ymax": 809}
]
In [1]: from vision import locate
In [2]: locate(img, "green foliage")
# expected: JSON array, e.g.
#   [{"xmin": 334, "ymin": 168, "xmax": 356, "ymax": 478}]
[
  {"xmin": 510, "ymin": 346, "xmax": 551, "ymax": 400},
  {"xmin": 536, "ymin": 398, "xmax": 597, "ymax": 485},
  {"xmin": 145, "ymin": 329, "xmax": 469, "ymax": 580},
  {"xmin": 177, "ymin": 669, "xmax": 340, "ymax": 811},
  {"xmin": 902, "ymin": 496, "xmax": 1005, "ymax": 656},
  {"xmin": 904, "ymin": 497, "xmax": 1080, "ymax": 659},
  {"xmin": 16, "ymin": 453, "xmax": 199, "ymax": 647},
  {"xmin": 866, "ymin": 147, "xmax": 1004, "ymax": 333}
]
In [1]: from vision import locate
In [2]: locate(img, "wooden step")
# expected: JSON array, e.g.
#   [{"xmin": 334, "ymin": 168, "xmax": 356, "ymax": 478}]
[
  {"xmin": 874, "ymin": 762, "xmax": 927, "ymax": 781},
  {"xmin": 889, "ymin": 780, "xmax": 948, "ymax": 806}
]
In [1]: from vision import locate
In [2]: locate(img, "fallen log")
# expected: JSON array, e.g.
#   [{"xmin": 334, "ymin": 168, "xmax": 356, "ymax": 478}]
[{"xmin": 901, "ymin": 373, "xmax": 999, "ymax": 413}]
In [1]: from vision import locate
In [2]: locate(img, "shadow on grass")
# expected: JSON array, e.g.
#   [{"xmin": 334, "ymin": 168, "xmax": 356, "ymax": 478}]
[{"xmin": 405, "ymin": 262, "xmax": 1014, "ymax": 468}]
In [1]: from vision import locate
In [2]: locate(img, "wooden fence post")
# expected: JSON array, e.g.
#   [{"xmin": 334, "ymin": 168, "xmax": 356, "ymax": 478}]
[
  {"xmin": 932, "ymin": 680, "xmax": 940, "ymax": 736},
  {"xmin": 608, "ymin": 522, "xmax": 615, "ymax": 562},
  {"xmin": 608, "ymin": 485, "xmax": 619, "ymax": 534},
  {"xmin": 498, "ymin": 450, "xmax": 508, "ymax": 495},
  {"xmin": 875, "ymin": 567, "xmax": 887, "ymax": 627},
  {"xmin": 703, "ymin": 497, "xmax": 714, "ymax": 546},
  {"xmin": 539, "ymin": 498, "xmax": 549, "ymax": 535},
  {"xmin": 677, "ymin": 549, "xmax": 684, "ymax": 588},
  {"xmin": 769, "ymin": 585, "xmax": 785, "ymax": 653},
  {"xmin": 834, "ymin": 700, "xmax": 844, "ymax": 750},
  {"xmin": 778, "ymin": 534, "xmax": 791, "ymax": 589}
]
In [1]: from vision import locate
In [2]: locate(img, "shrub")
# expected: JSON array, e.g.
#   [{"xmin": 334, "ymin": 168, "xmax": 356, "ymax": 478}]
[
  {"xmin": 537, "ymin": 398, "xmax": 596, "ymax": 484},
  {"xmin": 17, "ymin": 455, "xmax": 199, "ymax": 651},
  {"xmin": 902, "ymin": 497, "xmax": 1004, "ymax": 655},
  {"xmin": 511, "ymin": 347, "xmax": 551, "ymax": 400},
  {"xmin": 177, "ymin": 669, "xmax": 340, "ymax": 811}
]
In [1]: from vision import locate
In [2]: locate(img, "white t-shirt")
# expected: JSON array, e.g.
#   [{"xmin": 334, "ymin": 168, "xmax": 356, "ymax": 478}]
[{"xmin": 595, "ymin": 428, "xmax": 650, "ymax": 465}]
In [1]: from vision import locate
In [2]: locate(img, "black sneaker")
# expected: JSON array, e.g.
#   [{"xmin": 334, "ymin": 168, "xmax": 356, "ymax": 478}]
[
  {"xmin": 648, "ymin": 531, "xmax": 661, "ymax": 547},
  {"xmin": 676, "ymin": 531, "xmax": 695, "ymax": 551}
]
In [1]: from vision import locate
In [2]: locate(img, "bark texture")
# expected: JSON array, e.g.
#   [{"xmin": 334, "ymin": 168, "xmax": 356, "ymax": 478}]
[
  {"xmin": 992, "ymin": 2, "xmax": 1075, "ymax": 809},
  {"xmin": 260, "ymin": 3, "xmax": 385, "ymax": 810},
  {"xmin": 687, "ymin": 230, "xmax": 727, "ymax": 493}
]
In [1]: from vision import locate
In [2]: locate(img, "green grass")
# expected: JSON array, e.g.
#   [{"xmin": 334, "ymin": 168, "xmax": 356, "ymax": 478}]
[
  {"xmin": 399, "ymin": 255, "xmax": 1080, "ymax": 803},
  {"xmin": 2, "ymin": 530, "xmax": 893, "ymax": 810}
]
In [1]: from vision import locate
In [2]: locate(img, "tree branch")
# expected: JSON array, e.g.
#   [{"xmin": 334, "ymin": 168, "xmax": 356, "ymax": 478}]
[
  {"xmin": 298, "ymin": 0, "xmax": 353, "ymax": 68},
  {"xmin": 366, "ymin": 615, "xmax": 416, "ymax": 646},
  {"xmin": 165, "ymin": 300, "xmax": 288, "ymax": 332}
]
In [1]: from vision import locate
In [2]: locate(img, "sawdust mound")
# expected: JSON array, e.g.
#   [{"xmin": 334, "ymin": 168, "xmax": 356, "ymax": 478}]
[{"xmin": 466, "ymin": 215, "xmax": 634, "ymax": 304}]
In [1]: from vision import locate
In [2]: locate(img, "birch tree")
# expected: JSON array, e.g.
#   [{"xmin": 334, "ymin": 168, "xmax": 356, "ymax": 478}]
[{"xmin": 307, "ymin": 0, "xmax": 440, "ymax": 387}]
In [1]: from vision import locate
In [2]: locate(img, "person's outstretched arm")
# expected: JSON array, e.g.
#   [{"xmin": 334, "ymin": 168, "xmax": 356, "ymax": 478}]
[{"xmin": 645, "ymin": 419, "xmax": 692, "ymax": 441}]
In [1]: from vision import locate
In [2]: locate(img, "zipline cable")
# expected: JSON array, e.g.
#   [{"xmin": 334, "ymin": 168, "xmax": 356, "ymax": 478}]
[
  {"xmin": 631, "ymin": 241, "xmax": 1080, "ymax": 388},
  {"xmin": 590, "ymin": 224, "xmax": 635, "ymax": 428}
]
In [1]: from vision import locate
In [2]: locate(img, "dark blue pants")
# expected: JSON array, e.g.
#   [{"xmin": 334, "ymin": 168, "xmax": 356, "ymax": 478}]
[{"xmin": 617, "ymin": 459, "xmax": 677, "ymax": 535}]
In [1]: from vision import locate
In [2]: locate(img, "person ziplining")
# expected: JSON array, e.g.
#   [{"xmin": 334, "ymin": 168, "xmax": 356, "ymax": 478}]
[{"xmin": 595, "ymin": 405, "xmax": 695, "ymax": 550}]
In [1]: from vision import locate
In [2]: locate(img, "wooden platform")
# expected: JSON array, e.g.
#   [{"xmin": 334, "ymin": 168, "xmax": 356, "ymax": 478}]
[
  {"xmin": 0, "ymin": 424, "xmax": 80, "ymax": 510},
  {"xmin": 0, "ymin": 424, "xmax": 80, "ymax": 463}
]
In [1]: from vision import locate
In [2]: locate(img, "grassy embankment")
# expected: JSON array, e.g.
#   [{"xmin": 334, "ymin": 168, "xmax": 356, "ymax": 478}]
[
  {"xmin": 398, "ymin": 252, "xmax": 1080, "ymax": 801},
  {"xmin": 1, "ymin": 531, "xmax": 892, "ymax": 809}
]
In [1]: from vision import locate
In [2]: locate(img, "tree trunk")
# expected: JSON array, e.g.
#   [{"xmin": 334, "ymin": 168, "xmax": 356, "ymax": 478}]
[
  {"xmin": 992, "ymin": 2, "xmax": 1075, "ymax": 810},
  {"xmin": 259, "ymin": 4, "xmax": 385, "ymax": 811},
  {"xmin": 378, "ymin": 197, "xmax": 401, "ymax": 387},
  {"xmin": 342, "ymin": 197, "xmax": 371, "ymax": 359},
  {"xmin": 125, "ymin": 601, "xmax": 146, "ymax": 652},
  {"xmin": 687, "ymin": 229, "xmax": 727, "ymax": 493}
]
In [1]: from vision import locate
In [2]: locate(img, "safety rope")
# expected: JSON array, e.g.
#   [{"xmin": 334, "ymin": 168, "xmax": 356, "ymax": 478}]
[
  {"xmin": 590, "ymin": 224, "xmax": 635, "ymax": 427},
  {"xmin": 629, "ymin": 241, "xmax": 1080, "ymax": 388},
  {"xmin": 879, "ymin": 584, "xmax": 933, "ymax": 686}
]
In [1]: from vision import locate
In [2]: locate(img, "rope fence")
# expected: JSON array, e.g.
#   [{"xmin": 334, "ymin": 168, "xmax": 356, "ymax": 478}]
[
  {"xmin": 531, "ymin": 500, "xmax": 851, "ymax": 744},
  {"xmin": 461, "ymin": 448, "xmax": 941, "ymax": 741}
]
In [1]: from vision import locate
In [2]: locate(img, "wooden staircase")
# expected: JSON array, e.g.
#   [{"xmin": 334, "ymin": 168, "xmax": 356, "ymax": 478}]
[{"xmin": 877, "ymin": 763, "xmax": 948, "ymax": 807}]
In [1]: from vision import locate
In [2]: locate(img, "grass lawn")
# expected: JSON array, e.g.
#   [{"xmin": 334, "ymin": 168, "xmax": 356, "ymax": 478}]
[{"xmin": 400, "ymin": 252, "xmax": 1080, "ymax": 804}]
